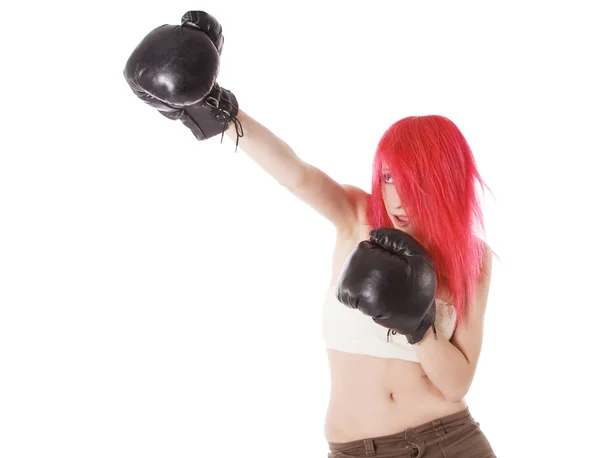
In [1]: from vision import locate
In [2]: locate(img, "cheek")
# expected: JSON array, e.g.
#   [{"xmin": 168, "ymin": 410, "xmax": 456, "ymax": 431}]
[
  {"xmin": 382, "ymin": 186, "xmax": 400, "ymax": 209},
  {"xmin": 381, "ymin": 186, "xmax": 392, "ymax": 205}
]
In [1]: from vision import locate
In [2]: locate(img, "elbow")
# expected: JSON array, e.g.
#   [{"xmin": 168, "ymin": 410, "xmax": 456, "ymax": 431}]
[
  {"xmin": 444, "ymin": 391, "xmax": 467, "ymax": 403},
  {"xmin": 280, "ymin": 160, "xmax": 310, "ymax": 191},
  {"xmin": 440, "ymin": 379, "xmax": 472, "ymax": 403}
]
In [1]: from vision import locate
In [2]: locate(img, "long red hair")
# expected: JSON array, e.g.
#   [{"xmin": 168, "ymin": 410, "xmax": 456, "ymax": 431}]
[{"xmin": 367, "ymin": 115, "xmax": 492, "ymax": 323}]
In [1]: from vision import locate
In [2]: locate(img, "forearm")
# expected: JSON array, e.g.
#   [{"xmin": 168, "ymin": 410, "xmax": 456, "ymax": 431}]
[
  {"xmin": 414, "ymin": 328, "xmax": 473, "ymax": 402},
  {"xmin": 225, "ymin": 109, "xmax": 307, "ymax": 188}
]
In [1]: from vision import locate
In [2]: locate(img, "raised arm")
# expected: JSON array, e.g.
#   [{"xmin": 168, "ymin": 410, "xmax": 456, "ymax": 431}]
[
  {"xmin": 226, "ymin": 109, "xmax": 363, "ymax": 233},
  {"xmin": 123, "ymin": 11, "xmax": 364, "ymax": 233}
]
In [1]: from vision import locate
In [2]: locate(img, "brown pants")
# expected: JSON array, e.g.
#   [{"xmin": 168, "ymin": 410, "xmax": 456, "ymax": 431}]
[{"xmin": 327, "ymin": 408, "xmax": 495, "ymax": 458}]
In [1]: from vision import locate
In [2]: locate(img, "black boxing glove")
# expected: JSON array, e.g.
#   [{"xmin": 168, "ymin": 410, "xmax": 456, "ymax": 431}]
[
  {"xmin": 123, "ymin": 11, "xmax": 242, "ymax": 144},
  {"xmin": 181, "ymin": 11, "xmax": 224, "ymax": 55},
  {"xmin": 335, "ymin": 228, "xmax": 438, "ymax": 344}
]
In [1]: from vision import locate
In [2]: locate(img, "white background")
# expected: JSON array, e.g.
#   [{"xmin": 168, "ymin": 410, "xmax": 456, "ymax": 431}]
[{"xmin": 1, "ymin": 1, "xmax": 599, "ymax": 457}]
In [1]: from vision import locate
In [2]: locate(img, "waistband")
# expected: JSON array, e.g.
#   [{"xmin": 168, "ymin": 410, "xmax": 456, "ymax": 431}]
[{"xmin": 328, "ymin": 407, "xmax": 473, "ymax": 453}]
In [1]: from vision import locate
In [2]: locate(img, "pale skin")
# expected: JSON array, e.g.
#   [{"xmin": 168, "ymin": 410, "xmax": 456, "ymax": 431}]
[{"xmin": 225, "ymin": 109, "xmax": 493, "ymax": 442}]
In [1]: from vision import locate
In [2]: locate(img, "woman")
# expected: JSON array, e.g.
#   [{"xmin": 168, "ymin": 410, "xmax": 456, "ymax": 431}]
[
  {"xmin": 124, "ymin": 11, "xmax": 497, "ymax": 458},
  {"xmin": 227, "ymin": 111, "xmax": 496, "ymax": 458}
]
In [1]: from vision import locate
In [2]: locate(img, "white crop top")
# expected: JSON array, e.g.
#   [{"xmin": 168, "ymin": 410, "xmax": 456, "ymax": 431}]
[{"xmin": 321, "ymin": 286, "xmax": 457, "ymax": 362}]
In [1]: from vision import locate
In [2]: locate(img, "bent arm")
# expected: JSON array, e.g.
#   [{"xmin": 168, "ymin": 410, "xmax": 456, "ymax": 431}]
[
  {"xmin": 414, "ymin": 328, "xmax": 473, "ymax": 402},
  {"xmin": 224, "ymin": 109, "xmax": 362, "ymax": 232},
  {"xmin": 413, "ymin": 243, "xmax": 493, "ymax": 402}
]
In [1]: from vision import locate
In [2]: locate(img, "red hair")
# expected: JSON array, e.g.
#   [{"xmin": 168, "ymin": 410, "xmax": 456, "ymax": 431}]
[{"xmin": 367, "ymin": 115, "xmax": 492, "ymax": 323}]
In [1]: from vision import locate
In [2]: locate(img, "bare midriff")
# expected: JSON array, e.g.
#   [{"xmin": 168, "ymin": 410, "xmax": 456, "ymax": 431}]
[{"xmin": 324, "ymin": 349, "xmax": 467, "ymax": 443}]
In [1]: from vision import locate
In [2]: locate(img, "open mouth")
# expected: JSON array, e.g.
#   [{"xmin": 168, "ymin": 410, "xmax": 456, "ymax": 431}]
[{"xmin": 393, "ymin": 215, "xmax": 409, "ymax": 226}]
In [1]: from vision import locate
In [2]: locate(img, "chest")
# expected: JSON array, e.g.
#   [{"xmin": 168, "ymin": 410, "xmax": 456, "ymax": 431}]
[{"xmin": 329, "ymin": 225, "xmax": 454, "ymax": 305}]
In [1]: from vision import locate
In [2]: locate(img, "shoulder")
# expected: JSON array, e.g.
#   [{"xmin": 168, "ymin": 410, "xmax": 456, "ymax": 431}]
[
  {"xmin": 479, "ymin": 239, "xmax": 494, "ymax": 283},
  {"xmin": 341, "ymin": 184, "xmax": 370, "ymax": 205},
  {"xmin": 465, "ymin": 239, "xmax": 493, "ymax": 319}
]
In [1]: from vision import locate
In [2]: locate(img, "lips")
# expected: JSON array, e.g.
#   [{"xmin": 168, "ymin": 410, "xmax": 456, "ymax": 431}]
[{"xmin": 393, "ymin": 215, "xmax": 409, "ymax": 226}]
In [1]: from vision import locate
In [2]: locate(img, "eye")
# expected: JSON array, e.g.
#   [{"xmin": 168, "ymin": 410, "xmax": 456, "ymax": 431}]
[{"xmin": 382, "ymin": 172, "xmax": 394, "ymax": 184}]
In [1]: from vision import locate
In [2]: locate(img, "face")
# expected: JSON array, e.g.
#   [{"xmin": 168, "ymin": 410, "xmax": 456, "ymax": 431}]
[{"xmin": 381, "ymin": 168, "xmax": 414, "ymax": 236}]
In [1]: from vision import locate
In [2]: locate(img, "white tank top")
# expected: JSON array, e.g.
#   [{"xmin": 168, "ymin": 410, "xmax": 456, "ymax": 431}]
[{"xmin": 321, "ymin": 286, "xmax": 457, "ymax": 362}]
